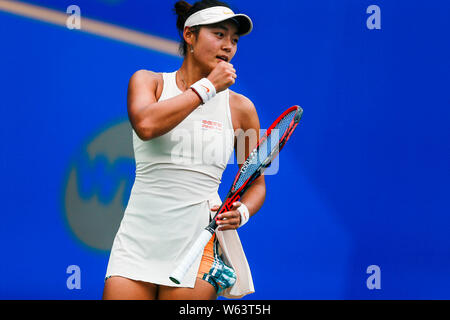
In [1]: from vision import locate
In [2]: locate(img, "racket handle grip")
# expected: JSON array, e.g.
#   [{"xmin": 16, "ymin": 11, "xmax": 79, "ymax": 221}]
[{"xmin": 169, "ymin": 229, "xmax": 213, "ymax": 284}]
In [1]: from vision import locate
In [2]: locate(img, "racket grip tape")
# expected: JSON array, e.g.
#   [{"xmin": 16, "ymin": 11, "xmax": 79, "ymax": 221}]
[{"xmin": 169, "ymin": 229, "xmax": 213, "ymax": 284}]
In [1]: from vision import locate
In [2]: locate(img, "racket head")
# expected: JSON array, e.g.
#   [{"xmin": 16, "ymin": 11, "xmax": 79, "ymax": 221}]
[
  {"xmin": 231, "ymin": 106, "xmax": 303, "ymax": 194},
  {"xmin": 171, "ymin": 106, "xmax": 303, "ymax": 284}
]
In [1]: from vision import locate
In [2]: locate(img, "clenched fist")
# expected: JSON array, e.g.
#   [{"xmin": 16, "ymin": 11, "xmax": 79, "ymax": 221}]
[{"xmin": 207, "ymin": 61, "xmax": 237, "ymax": 93}]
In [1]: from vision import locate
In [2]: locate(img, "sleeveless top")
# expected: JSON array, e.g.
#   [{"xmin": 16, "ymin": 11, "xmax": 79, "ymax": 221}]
[{"xmin": 105, "ymin": 71, "xmax": 254, "ymax": 298}]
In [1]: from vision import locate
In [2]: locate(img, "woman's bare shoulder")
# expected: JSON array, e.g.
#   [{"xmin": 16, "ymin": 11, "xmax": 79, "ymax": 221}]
[
  {"xmin": 229, "ymin": 90, "xmax": 259, "ymax": 130},
  {"xmin": 229, "ymin": 90, "xmax": 254, "ymax": 109},
  {"xmin": 129, "ymin": 69, "xmax": 163, "ymax": 86},
  {"xmin": 128, "ymin": 69, "xmax": 165, "ymax": 100}
]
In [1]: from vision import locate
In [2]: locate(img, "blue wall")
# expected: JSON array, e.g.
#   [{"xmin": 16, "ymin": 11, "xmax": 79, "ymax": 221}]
[{"xmin": 0, "ymin": 0, "xmax": 449, "ymax": 299}]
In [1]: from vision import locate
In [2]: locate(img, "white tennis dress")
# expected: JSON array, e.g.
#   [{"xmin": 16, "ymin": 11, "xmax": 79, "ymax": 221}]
[{"xmin": 105, "ymin": 71, "xmax": 254, "ymax": 298}]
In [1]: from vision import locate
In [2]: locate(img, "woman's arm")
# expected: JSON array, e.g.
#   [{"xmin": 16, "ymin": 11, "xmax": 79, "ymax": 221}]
[
  {"xmin": 128, "ymin": 63, "xmax": 236, "ymax": 141},
  {"xmin": 127, "ymin": 70, "xmax": 202, "ymax": 141},
  {"xmin": 215, "ymin": 93, "xmax": 266, "ymax": 231}
]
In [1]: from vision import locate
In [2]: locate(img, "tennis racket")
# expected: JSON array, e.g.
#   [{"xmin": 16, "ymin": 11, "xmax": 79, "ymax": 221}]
[{"xmin": 169, "ymin": 105, "xmax": 303, "ymax": 284}]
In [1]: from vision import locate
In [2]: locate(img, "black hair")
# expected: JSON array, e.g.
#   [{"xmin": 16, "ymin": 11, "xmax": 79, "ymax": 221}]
[{"xmin": 173, "ymin": 0, "xmax": 233, "ymax": 56}]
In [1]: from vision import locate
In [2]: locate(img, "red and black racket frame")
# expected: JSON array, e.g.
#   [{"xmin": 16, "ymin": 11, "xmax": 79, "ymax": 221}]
[{"xmin": 205, "ymin": 106, "xmax": 303, "ymax": 234}]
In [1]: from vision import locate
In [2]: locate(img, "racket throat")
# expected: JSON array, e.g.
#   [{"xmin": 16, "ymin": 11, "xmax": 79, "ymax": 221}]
[
  {"xmin": 205, "ymin": 224, "xmax": 216, "ymax": 234},
  {"xmin": 207, "ymin": 193, "xmax": 241, "ymax": 234}
]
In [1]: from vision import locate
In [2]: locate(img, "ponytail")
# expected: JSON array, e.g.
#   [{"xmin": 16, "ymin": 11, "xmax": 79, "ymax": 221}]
[{"xmin": 174, "ymin": 1, "xmax": 193, "ymax": 32}]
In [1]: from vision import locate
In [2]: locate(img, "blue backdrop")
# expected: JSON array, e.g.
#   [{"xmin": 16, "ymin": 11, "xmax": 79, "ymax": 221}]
[{"xmin": 0, "ymin": 0, "xmax": 449, "ymax": 299}]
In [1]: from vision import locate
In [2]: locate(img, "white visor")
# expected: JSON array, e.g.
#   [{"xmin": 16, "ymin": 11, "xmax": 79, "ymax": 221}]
[{"xmin": 184, "ymin": 6, "xmax": 253, "ymax": 36}]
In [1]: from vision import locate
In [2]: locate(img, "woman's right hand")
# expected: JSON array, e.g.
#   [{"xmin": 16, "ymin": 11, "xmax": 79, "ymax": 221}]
[{"xmin": 207, "ymin": 61, "xmax": 237, "ymax": 93}]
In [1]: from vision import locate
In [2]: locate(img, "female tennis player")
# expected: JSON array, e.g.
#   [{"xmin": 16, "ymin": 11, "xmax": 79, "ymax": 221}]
[{"xmin": 103, "ymin": 0, "xmax": 265, "ymax": 300}]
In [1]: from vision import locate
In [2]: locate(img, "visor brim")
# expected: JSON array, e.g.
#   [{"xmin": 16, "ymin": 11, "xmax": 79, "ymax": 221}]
[{"xmin": 188, "ymin": 13, "xmax": 253, "ymax": 36}]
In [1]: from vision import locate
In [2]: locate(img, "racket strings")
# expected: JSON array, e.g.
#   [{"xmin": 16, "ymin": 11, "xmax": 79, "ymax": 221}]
[{"xmin": 235, "ymin": 109, "xmax": 298, "ymax": 190}]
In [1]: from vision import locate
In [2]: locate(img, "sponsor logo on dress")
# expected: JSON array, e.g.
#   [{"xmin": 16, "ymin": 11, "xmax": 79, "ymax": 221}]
[{"xmin": 201, "ymin": 119, "xmax": 223, "ymax": 132}]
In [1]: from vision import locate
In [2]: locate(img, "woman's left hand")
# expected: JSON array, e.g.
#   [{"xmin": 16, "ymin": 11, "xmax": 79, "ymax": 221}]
[{"xmin": 211, "ymin": 202, "xmax": 242, "ymax": 231}]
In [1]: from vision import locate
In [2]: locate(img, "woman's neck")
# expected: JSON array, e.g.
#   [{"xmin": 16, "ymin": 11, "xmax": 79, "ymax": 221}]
[{"xmin": 177, "ymin": 58, "xmax": 209, "ymax": 91}]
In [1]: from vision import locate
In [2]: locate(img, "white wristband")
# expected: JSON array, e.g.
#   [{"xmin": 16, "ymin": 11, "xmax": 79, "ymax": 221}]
[
  {"xmin": 237, "ymin": 203, "xmax": 250, "ymax": 227},
  {"xmin": 190, "ymin": 78, "xmax": 216, "ymax": 104}
]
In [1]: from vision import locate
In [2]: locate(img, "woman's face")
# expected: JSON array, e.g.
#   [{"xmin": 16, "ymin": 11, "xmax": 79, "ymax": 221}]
[{"xmin": 190, "ymin": 20, "xmax": 240, "ymax": 72}]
